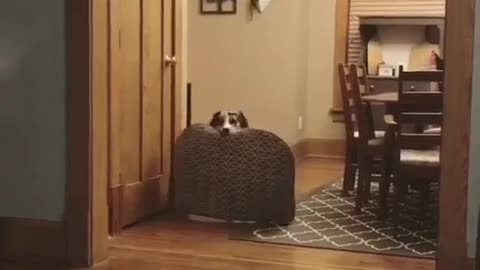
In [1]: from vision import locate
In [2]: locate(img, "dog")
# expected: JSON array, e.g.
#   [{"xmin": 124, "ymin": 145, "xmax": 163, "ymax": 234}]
[{"xmin": 209, "ymin": 110, "xmax": 249, "ymax": 134}]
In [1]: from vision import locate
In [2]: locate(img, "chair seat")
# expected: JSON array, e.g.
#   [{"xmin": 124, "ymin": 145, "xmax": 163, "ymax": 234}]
[
  {"xmin": 400, "ymin": 149, "xmax": 440, "ymax": 167},
  {"xmin": 368, "ymin": 138, "xmax": 384, "ymax": 147},
  {"xmin": 424, "ymin": 127, "xmax": 442, "ymax": 134},
  {"xmin": 354, "ymin": 130, "xmax": 385, "ymax": 138}
]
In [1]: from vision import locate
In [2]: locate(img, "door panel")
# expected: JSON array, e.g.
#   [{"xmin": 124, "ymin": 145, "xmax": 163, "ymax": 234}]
[
  {"xmin": 109, "ymin": 0, "xmax": 122, "ymax": 189},
  {"xmin": 119, "ymin": 0, "xmax": 141, "ymax": 185},
  {"xmin": 142, "ymin": 0, "xmax": 163, "ymax": 182},
  {"xmin": 108, "ymin": 0, "xmax": 174, "ymax": 233}
]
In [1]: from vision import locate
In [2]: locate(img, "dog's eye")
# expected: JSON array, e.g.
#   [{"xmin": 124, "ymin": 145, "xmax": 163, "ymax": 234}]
[{"xmin": 229, "ymin": 119, "xmax": 237, "ymax": 125}]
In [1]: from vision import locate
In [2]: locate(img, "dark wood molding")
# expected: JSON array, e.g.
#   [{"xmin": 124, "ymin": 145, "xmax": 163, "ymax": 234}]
[
  {"xmin": 332, "ymin": 0, "xmax": 351, "ymax": 110},
  {"xmin": 292, "ymin": 138, "xmax": 345, "ymax": 161},
  {"xmin": 291, "ymin": 140, "xmax": 309, "ymax": 164},
  {"xmin": 91, "ymin": 0, "xmax": 110, "ymax": 264},
  {"xmin": 65, "ymin": 0, "xmax": 93, "ymax": 267},
  {"xmin": 0, "ymin": 217, "xmax": 65, "ymax": 266},
  {"xmin": 437, "ymin": 0, "xmax": 475, "ymax": 269},
  {"xmin": 330, "ymin": 107, "xmax": 345, "ymax": 123}
]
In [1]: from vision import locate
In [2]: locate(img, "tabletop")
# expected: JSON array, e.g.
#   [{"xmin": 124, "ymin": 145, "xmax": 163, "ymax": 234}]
[{"xmin": 361, "ymin": 92, "xmax": 398, "ymax": 104}]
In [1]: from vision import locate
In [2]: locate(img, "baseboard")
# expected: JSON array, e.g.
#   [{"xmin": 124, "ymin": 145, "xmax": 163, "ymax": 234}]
[
  {"xmin": 291, "ymin": 138, "xmax": 345, "ymax": 161},
  {"xmin": 291, "ymin": 139, "xmax": 308, "ymax": 164},
  {"xmin": 0, "ymin": 217, "xmax": 66, "ymax": 266},
  {"xmin": 468, "ymin": 257, "xmax": 477, "ymax": 270}
]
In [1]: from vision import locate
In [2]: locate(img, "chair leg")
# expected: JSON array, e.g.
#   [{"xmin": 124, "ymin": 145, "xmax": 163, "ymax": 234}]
[
  {"xmin": 355, "ymin": 159, "xmax": 368, "ymax": 212},
  {"xmin": 379, "ymin": 151, "xmax": 393, "ymax": 220},
  {"xmin": 342, "ymin": 151, "xmax": 356, "ymax": 196},
  {"xmin": 347, "ymin": 166, "xmax": 357, "ymax": 191},
  {"xmin": 399, "ymin": 183, "xmax": 408, "ymax": 202},
  {"xmin": 418, "ymin": 181, "xmax": 430, "ymax": 229},
  {"xmin": 362, "ymin": 156, "xmax": 373, "ymax": 204},
  {"xmin": 342, "ymin": 156, "xmax": 355, "ymax": 197},
  {"xmin": 393, "ymin": 181, "xmax": 405, "ymax": 238},
  {"xmin": 378, "ymin": 179, "xmax": 389, "ymax": 220},
  {"xmin": 363, "ymin": 181, "xmax": 371, "ymax": 204}
]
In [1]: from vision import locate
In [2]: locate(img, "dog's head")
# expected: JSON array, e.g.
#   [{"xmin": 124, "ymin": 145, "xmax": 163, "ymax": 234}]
[{"xmin": 209, "ymin": 110, "xmax": 249, "ymax": 135}]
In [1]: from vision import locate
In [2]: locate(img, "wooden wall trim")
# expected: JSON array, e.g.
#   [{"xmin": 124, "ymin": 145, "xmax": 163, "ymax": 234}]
[
  {"xmin": 291, "ymin": 140, "xmax": 308, "ymax": 164},
  {"xmin": 65, "ymin": 0, "xmax": 93, "ymax": 267},
  {"xmin": 0, "ymin": 217, "xmax": 65, "ymax": 265},
  {"xmin": 437, "ymin": 0, "xmax": 474, "ymax": 269},
  {"xmin": 91, "ymin": 0, "xmax": 110, "ymax": 264},
  {"xmin": 332, "ymin": 0, "xmax": 350, "ymax": 112},
  {"xmin": 291, "ymin": 138, "xmax": 345, "ymax": 162}
]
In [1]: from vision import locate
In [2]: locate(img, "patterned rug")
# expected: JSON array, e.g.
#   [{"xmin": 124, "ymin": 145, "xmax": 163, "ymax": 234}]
[{"xmin": 230, "ymin": 180, "xmax": 438, "ymax": 259}]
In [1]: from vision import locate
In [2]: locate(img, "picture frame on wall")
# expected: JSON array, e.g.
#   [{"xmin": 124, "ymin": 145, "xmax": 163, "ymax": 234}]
[
  {"xmin": 378, "ymin": 64, "xmax": 395, "ymax": 77},
  {"xmin": 200, "ymin": 0, "xmax": 237, "ymax": 15}
]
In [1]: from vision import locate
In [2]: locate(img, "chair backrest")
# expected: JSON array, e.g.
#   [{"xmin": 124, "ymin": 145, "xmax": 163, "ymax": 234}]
[
  {"xmin": 355, "ymin": 64, "xmax": 374, "ymax": 95},
  {"xmin": 397, "ymin": 65, "xmax": 444, "ymax": 95},
  {"xmin": 348, "ymin": 64, "xmax": 375, "ymax": 146},
  {"xmin": 397, "ymin": 108, "xmax": 443, "ymax": 150},
  {"xmin": 338, "ymin": 64, "xmax": 356, "ymax": 142},
  {"xmin": 397, "ymin": 65, "xmax": 444, "ymax": 113},
  {"xmin": 396, "ymin": 67, "xmax": 443, "ymax": 150}
]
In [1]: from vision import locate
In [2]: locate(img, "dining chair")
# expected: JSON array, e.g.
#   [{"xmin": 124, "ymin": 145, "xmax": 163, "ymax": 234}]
[
  {"xmin": 337, "ymin": 64, "xmax": 384, "ymax": 197},
  {"xmin": 386, "ymin": 68, "xmax": 443, "ymax": 236},
  {"xmin": 397, "ymin": 65, "xmax": 444, "ymax": 135},
  {"xmin": 348, "ymin": 64, "xmax": 388, "ymax": 211}
]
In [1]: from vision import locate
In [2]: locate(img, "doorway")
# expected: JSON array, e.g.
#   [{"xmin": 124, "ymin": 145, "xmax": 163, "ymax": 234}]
[{"xmin": 64, "ymin": 0, "xmax": 476, "ymax": 268}]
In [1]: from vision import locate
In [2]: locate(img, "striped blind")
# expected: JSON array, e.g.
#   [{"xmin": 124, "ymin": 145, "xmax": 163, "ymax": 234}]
[{"xmin": 347, "ymin": 0, "xmax": 446, "ymax": 64}]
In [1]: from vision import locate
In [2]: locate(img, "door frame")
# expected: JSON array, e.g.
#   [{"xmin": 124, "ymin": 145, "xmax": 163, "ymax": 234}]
[
  {"xmin": 65, "ymin": 0, "xmax": 185, "ymax": 266},
  {"xmin": 65, "ymin": 0, "xmax": 475, "ymax": 268}
]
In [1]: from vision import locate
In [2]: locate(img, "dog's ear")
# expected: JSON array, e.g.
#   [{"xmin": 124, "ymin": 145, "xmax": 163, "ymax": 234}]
[
  {"xmin": 237, "ymin": 111, "xmax": 249, "ymax": 128},
  {"xmin": 209, "ymin": 111, "xmax": 222, "ymax": 127}
]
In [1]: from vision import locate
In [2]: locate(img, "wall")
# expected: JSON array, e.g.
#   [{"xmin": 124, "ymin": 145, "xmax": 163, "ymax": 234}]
[
  {"xmin": 188, "ymin": 0, "xmax": 343, "ymax": 145},
  {"xmin": 305, "ymin": 0, "xmax": 344, "ymax": 140},
  {"xmin": 376, "ymin": 25, "xmax": 428, "ymax": 70},
  {"xmin": 467, "ymin": 0, "xmax": 480, "ymax": 258},
  {"xmin": 0, "ymin": 0, "xmax": 66, "ymax": 221},
  {"xmin": 347, "ymin": 0, "xmax": 446, "ymax": 64}
]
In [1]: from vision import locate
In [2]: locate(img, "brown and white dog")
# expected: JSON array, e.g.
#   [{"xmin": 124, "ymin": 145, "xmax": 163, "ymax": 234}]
[{"xmin": 209, "ymin": 110, "xmax": 249, "ymax": 134}]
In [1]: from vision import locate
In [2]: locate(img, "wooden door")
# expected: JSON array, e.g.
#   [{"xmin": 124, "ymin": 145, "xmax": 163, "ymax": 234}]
[{"xmin": 108, "ymin": 0, "xmax": 175, "ymax": 233}]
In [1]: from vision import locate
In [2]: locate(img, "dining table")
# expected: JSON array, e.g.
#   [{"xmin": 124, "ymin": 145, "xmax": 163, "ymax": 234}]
[
  {"xmin": 361, "ymin": 91, "xmax": 441, "ymax": 114},
  {"xmin": 362, "ymin": 92, "xmax": 398, "ymax": 105},
  {"xmin": 361, "ymin": 90, "xmax": 442, "ymax": 134}
]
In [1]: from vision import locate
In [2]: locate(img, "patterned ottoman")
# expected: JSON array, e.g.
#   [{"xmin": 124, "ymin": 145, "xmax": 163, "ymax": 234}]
[{"xmin": 174, "ymin": 124, "xmax": 295, "ymax": 225}]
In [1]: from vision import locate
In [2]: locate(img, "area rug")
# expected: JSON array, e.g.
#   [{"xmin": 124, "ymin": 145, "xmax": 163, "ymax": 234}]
[{"xmin": 229, "ymin": 180, "xmax": 438, "ymax": 259}]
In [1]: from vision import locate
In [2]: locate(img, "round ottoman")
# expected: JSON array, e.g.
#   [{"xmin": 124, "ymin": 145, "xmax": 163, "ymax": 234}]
[{"xmin": 173, "ymin": 124, "xmax": 295, "ymax": 225}]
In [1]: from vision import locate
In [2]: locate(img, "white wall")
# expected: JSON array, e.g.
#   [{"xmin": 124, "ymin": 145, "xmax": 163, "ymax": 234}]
[
  {"xmin": 467, "ymin": 0, "xmax": 480, "ymax": 258},
  {"xmin": 187, "ymin": 0, "xmax": 343, "ymax": 145},
  {"xmin": 0, "ymin": 0, "xmax": 66, "ymax": 221},
  {"xmin": 305, "ymin": 0, "xmax": 344, "ymax": 140},
  {"xmin": 377, "ymin": 25, "xmax": 427, "ymax": 70}
]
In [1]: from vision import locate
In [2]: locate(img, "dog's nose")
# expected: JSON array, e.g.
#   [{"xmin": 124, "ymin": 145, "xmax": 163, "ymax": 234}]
[{"xmin": 222, "ymin": 128, "xmax": 230, "ymax": 134}]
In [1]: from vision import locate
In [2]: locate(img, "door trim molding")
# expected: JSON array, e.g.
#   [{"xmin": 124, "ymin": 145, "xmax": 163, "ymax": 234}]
[
  {"xmin": 437, "ymin": 0, "xmax": 475, "ymax": 268},
  {"xmin": 0, "ymin": 217, "xmax": 65, "ymax": 265},
  {"xmin": 65, "ymin": 0, "xmax": 93, "ymax": 266}
]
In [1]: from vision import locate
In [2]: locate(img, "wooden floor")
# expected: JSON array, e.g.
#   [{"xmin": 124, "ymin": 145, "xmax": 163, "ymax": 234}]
[
  {"xmin": 3, "ymin": 158, "xmax": 436, "ymax": 270},
  {"xmin": 89, "ymin": 158, "xmax": 435, "ymax": 270}
]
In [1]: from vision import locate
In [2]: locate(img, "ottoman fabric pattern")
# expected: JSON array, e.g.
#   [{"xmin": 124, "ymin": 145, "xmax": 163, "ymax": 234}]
[{"xmin": 174, "ymin": 124, "xmax": 295, "ymax": 223}]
